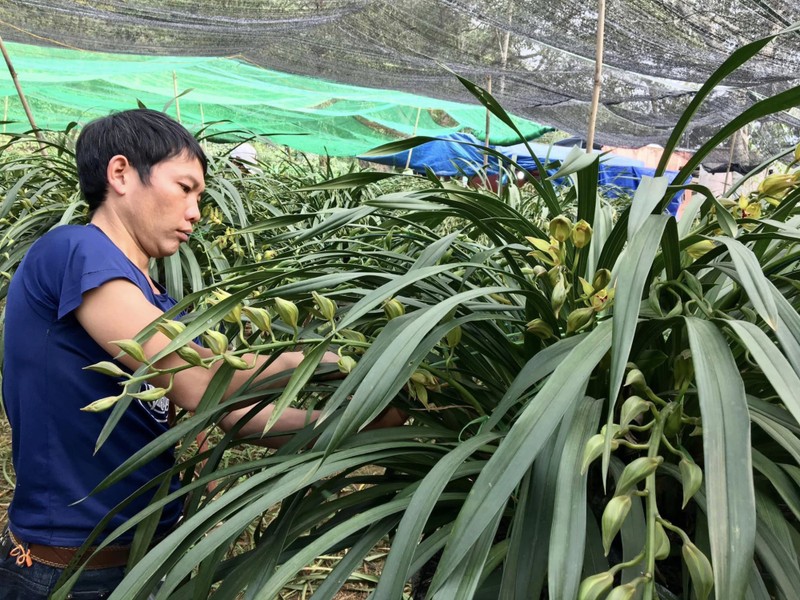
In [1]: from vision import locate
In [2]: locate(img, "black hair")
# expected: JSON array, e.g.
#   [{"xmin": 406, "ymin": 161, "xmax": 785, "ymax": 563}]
[{"xmin": 75, "ymin": 109, "xmax": 208, "ymax": 212}]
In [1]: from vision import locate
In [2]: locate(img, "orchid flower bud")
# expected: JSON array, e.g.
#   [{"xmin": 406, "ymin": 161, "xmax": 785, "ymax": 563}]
[
  {"xmin": 602, "ymin": 494, "xmax": 632, "ymax": 555},
  {"xmin": 274, "ymin": 297, "xmax": 299, "ymax": 330},
  {"xmin": 549, "ymin": 215, "xmax": 573, "ymax": 243},
  {"xmin": 572, "ymin": 219, "xmax": 593, "ymax": 248}
]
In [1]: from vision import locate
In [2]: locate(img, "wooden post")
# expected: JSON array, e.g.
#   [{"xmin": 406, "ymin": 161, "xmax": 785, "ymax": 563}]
[
  {"xmin": 723, "ymin": 129, "xmax": 737, "ymax": 194},
  {"xmin": 199, "ymin": 103, "xmax": 207, "ymax": 151},
  {"xmin": 499, "ymin": 4, "xmax": 511, "ymax": 96},
  {"xmin": 484, "ymin": 75, "xmax": 492, "ymax": 166},
  {"xmin": 0, "ymin": 35, "xmax": 47, "ymax": 154},
  {"xmin": 172, "ymin": 70, "xmax": 182, "ymax": 123},
  {"xmin": 586, "ymin": 0, "xmax": 606, "ymax": 153},
  {"xmin": 404, "ymin": 106, "xmax": 423, "ymax": 171}
]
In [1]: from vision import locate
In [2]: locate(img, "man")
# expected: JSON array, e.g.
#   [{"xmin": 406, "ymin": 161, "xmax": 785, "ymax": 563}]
[
  {"xmin": 230, "ymin": 142, "xmax": 260, "ymax": 173},
  {"xmin": 0, "ymin": 109, "xmax": 401, "ymax": 599}
]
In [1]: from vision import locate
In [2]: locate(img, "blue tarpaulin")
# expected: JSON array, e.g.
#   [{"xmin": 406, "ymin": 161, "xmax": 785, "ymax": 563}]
[
  {"xmin": 364, "ymin": 133, "xmax": 500, "ymax": 176},
  {"xmin": 501, "ymin": 141, "xmax": 685, "ymax": 213},
  {"xmin": 363, "ymin": 134, "xmax": 685, "ymax": 215}
]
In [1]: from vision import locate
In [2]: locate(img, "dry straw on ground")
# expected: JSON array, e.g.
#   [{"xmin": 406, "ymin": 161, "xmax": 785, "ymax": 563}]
[{"xmin": 0, "ymin": 410, "xmax": 13, "ymax": 533}]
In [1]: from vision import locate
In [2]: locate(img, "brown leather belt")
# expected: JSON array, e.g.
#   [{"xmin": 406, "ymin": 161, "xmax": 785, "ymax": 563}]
[{"xmin": 7, "ymin": 529, "xmax": 130, "ymax": 570}]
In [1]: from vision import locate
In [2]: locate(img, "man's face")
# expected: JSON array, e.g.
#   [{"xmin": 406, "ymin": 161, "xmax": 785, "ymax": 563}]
[{"xmin": 125, "ymin": 152, "xmax": 205, "ymax": 259}]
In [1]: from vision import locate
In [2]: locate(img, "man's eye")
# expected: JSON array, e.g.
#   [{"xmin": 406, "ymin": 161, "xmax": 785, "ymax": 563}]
[{"xmin": 180, "ymin": 184, "xmax": 190, "ymax": 193}]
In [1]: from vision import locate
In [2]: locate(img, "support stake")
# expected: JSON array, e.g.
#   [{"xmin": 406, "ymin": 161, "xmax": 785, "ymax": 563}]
[
  {"xmin": 404, "ymin": 106, "xmax": 422, "ymax": 171},
  {"xmin": 723, "ymin": 129, "xmax": 738, "ymax": 195},
  {"xmin": 172, "ymin": 70, "xmax": 182, "ymax": 123},
  {"xmin": 484, "ymin": 75, "xmax": 492, "ymax": 166},
  {"xmin": 586, "ymin": 0, "xmax": 606, "ymax": 152},
  {"xmin": 0, "ymin": 34, "xmax": 47, "ymax": 154}
]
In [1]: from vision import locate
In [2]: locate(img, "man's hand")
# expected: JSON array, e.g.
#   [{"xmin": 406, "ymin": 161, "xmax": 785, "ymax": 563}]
[{"xmin": 366, "ymin": 406, "xmax": 408, "ymax": 430}]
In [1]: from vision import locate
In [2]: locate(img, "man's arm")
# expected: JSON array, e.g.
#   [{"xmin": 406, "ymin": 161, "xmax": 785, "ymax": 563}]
[{"xmin": 76, "ymin": 278, "xmax": 329, "ymax": 445}]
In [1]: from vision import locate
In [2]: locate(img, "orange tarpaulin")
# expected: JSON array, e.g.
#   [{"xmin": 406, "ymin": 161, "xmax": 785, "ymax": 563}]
[{"xmin": 601, "ymin": 144, "xmax": 692, "ymax": 172}]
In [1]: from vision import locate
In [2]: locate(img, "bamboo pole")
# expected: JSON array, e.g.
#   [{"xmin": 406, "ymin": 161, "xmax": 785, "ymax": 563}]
[
  {"xmin": 484, "ymin": 75, "xmax": 492, "ymax": 166},
  {"xmin": 0, "ymin": 34, "xmax": 47, "ymax": 154},
  {"xmin": 199, "ymin": 103, "xmax": 207, "ymax": 151},
  {"xmin": 498, "ymin": 1, "xmax": 514, "ymax": 95},
  {"xmin": 172, "ymin": 70, "xmax": 182, "ymax": 123},
  {"xmin": 723, "ymin": 129, "xmax": 738, "ymax": 194},
  {"xmin": 404, "ymin": 106, "xmax": 422, "ymax": 171},
  {"xmin": 586, "ymin": 0, "xmax": 606, "ymax": 153}
]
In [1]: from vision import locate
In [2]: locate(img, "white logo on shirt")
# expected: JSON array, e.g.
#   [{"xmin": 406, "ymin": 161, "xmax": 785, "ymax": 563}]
[{"xmin": 137, "ymin": 383, "xmax": 171, "ymax": 424}]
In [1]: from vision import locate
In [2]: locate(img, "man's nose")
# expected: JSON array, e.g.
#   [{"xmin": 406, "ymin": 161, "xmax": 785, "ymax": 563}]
[{"xmin": 187, "ymin": 198, "xmax": 201, "ymax": 223}]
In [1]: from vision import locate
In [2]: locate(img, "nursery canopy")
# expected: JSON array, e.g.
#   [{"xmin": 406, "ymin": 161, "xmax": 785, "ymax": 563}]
[
  {"xmin": 1, "ymin": 0, "xmax": 799, "ymax": 162},
  {"xmin": 0, "ymin": 42, "xmax": 552, "ymax": 156}
]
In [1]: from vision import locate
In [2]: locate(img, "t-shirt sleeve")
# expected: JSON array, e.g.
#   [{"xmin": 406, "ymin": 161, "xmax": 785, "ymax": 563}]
[
  {"xmin": 57, "ymin": 267, "xmax": 142, "ymax": 320},
  {"xmin": 24, "ymin": 228, "xmax": 146, "ymax": 320}
]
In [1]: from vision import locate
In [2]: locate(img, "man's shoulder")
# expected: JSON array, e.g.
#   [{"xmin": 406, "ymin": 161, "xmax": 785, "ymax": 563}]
[
  {"xmin": 28, "ymin": 224, "xmax": 113, "ymax": 261},
  {"xmin": 37, "ymin": 223, "xmax": 100, "ymax": 245}
]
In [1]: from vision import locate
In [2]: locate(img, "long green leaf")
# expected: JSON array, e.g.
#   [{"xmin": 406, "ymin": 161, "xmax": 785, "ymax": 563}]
[
  {"xmin": 575, "ymin": 157, "xmax": 600, "ymax": 278},
  {"xmin": 548, "ymin": 147, "xmax": 599, "ymax": 179},
  {"xmin": 337, "ymin": 263, "xmax": 479, "ymax": 330},
  {"xmin": 745, "ymin": 565, "xmax": 772, "ymax": 600},
  {"xmin": 178, "ymin": 244, "xmax": 205, "ymax": 294},
  {"xmin": 53, "ymin": 450, "xmax": 323, "ymax": 599},
  {"xmin": 671, "ymin": 83, "xmax": 800, "ymax": 186},
  {"xmin": 677, "ymin": 190, "xmax": 707, "ymax": 239},
  {"xmin": 750, "ymin": 412, "xmax": 800, "ymax": 466},
  {"xmin": 412, "ymin": 231, "xmax": 460, "ymax": 269},
  {"xmin": 430, "ymin": 321, "xmax": 612, "ymax": 590},
  {"xmin": 753, "ymin": 492, "xmax": 800, "ymax": 597},
  {"xmin": 752, "ymin": 450, "xmax": 800, "ymax": 522},
  {"xmin": 432, "ymin": 510, "xmax": 504, "ymax": 600},
  {"xmin": 747, "ymin": 397, "xmax": 800, "ymax": 436},
  {"xmin": 661, "ymin": 217, "xmax": 681, "ymax": 282},
  {"xmin": 628, "ymin": 176, "xmax": 669, "ymax": 239},
  {"xmin": 686, "ymin": 317, "xmax": 756, "ymax": 600},
  {"xmin": 605, "ymin": 214, "xmax": 670, "ymax": 477},
  {"xmin": 292, "ymin": 205, "xmax": 378, "ymax": 243},
  {"xmin": 485, "ymin": 332, "xmax": 588, "ymax": 431},
  {"xmin": 548, "ymin": 397, "xmax": 603, "ymax": 600},
  {"xmin": 576, "ymin": 154, "xmax": 599, "ymax": 227},
  {"xmin": 296, "ymin": 171, "xmax": 400, "ymax": 190},
  {"xmin": 325, "ymin": 286, "xmax": 511, "ymax": 450},
  {"xmin": 447, "ymin": 72, "xmax": 561, "ymax": 216},
  {"xmin": 772, "ymin": 287, "xmax": 800, "ymax": 376},
  {"xmin": 587, "ymin": 199, "xmax": 614, "ymax": 279},
  {"xmin": 310, "ymin": 516, "xmax": 402, "ymax": 600},
  {"xmin": 727, "ymin": 320, "xmax": 800, "ymax": 425},
  {"xmin": 716, "ymin": 237, "xmax": 778, "ymax": 329},
  {"xmin": 657, "ymin": 24, "xmax": 800, "ymax": 173},
  {"xmin": 162, "ymin": 251, "xmax": 184, "ymax": 300},
  {"xmin": 133, "ymin": 447, "xmax": 418, "ymax": 598},
  {"xmin": 360, "ymin": 135, "xmax": 444, "ymax": 157},
  {"xmin": 252, "ymin": 500, "xmax": 410, "ymax": 600},
  {"xmin": 373, "ymin": 433, "xmax": 498, "ymax": 600},
  {"xmin": 264, "ymin": 335, "xmax": 333, "ymax": 432},
  {"xmin": 498, "ymin": 432, "xmax": 561, "ymax": 599}
]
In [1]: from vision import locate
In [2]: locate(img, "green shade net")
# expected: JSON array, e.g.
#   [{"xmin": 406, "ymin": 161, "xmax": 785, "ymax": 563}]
[
  {"xmin": 2, "ymin": 0, "xmax": 799, "ymax": 167},
  {"xmin": 0, "ymin": 42, "xmax": 552, "ymax": 157}
]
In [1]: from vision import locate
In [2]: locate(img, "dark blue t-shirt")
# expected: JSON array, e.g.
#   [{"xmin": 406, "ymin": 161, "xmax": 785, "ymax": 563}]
[{"xmin": 2, "ymin": 224, "xmax": 182, "ymax": 546}]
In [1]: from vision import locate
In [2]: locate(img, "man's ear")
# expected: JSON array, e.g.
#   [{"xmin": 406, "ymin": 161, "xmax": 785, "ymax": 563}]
[{"xmin": 107, "ymin": 155, "xmax": 132, "ymax": 197}]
